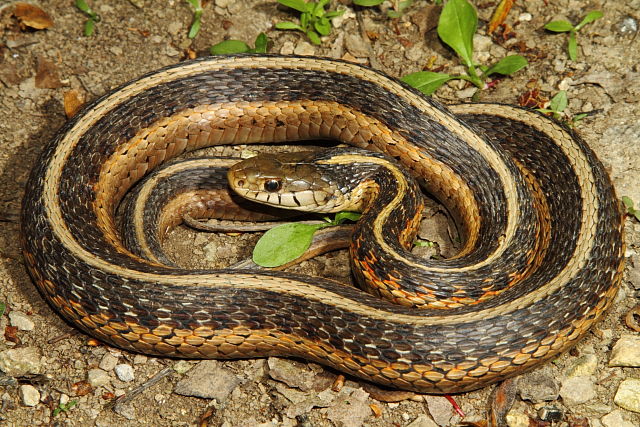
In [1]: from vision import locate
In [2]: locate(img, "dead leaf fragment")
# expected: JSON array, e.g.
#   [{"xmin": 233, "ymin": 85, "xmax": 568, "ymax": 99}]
[
  {"xmin": 13, "ymin": 3, "xmax": 54, "ymax": 30},
  {"xmin": 487, "ymin": 0, "xmax": 514, "ymax": 35},
  {"xmin": 63, "ymin": 89, "xmax": 85, "ymax": 118},
  {"xmin": 35, "ymin": 56, "xmax": 62, "ymax": 89}
]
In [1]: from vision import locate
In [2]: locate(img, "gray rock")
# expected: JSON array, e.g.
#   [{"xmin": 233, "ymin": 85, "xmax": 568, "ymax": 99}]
[
  {"xmin": 601, "ymin": 409, "xmax": 636, "ymax": 427},
  {"xmin": 613, "ymin": 378, "xmax": 640, "ymax": 413},
  {"xmin": 518, "ymin": 370, "xmax": 560, "ymax": 403},
  {"xmin": 406, "ymin": 414, "xmax": 438, "ymax": 427},
  {"xmin": 114, "ymin": 364, "xmax": 135, "ymax": 382},
  {"xmin": 99, "ymin": 353, "xmax": 118, "ymax": 371},
  {"xmin": 325, "ymin": 387, "xmax": 370, "ymax": 427},
  {"xmin": 424, "ymin": 395, "xmax": 454, "ymax": 426},
  {"xmin": 267, "ymin": 358, "xmax": 316, "ymax": 392},
  {"xmin": 113, "ymin": 402, "xmax": 136, "ymax": 420},
  {"xmin": 19, "ymin": 384, "xmax": 39, "ymax": 407},
  {"xmin": 8, "ymin": 311, "xmax": 34, "ymax": 331},
  {"xmin": 559, "ymin": 376, "xmax": 596, "ymax": 405},
  {"xmin": 565, "ymin": 354, "xmax": 598, "ymax": 377},
  {"xmin": 87, "ymin": 368, "xmax": 110, "ymax": 387},
  {"xmin": 609, "ymin": 335, "xmax": 640, "ymax": 367},
  {"xmin": 294, "ymin": 41, "xmax": 315, "ymax": 56},
  {"xmin": 174, "ymin": 360, "xmax": 240, "ymax": 402},
  {"xmin": 0, "ymin": 347, "xmax": 42, "ymax": 376}
]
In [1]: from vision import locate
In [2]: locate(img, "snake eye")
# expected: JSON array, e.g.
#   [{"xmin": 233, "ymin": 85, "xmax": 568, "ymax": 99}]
[{"xmin": 264, "ymin": 179, "xmax": 281, "ymax": 192}]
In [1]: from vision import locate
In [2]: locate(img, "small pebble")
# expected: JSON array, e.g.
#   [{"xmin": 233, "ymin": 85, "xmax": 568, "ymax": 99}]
[
  {"xmin": 115, "ymin": 364, "xmax": 135, "ymax": 382},
  {"xmin": 609, "ymin": 335, "xmax": 640, "ymax": 367},
  {"xmin": 59, "ymin": 393, "xmax": 69, "ymax": 405},
  {"xmin": 87, "ymin": 368, "xmax": 110, "ymax": 387},
  {"xmin": 602, "ymin": 409, "xmax": 636, "ymax": 427},
  {"xmin": 617, "ymin": 16, "xmax": 638, "ymax": 34},
  {"xmin": 19, "ymin": 384, "xmax": 40, "ymax": 407},
  {"xmin": 518, "ymin": 13, "xmax": 532, "ymax": 22},
  {"xmin": 613, "ymin": 378, "xmax": 640, "ymax": 413},
  {"xmin": 406, "ymin": 414, "xmax": 438, "ymax": 427},
  {"xmin": 559, "ymin": 376, "xmax": 596, "ymax": 405},
  {"xmin": 99, "ymin": 353, "xmax": 118, "ymax": 371},
  {"xmin": 8, "ymin": 311, "xmax": 35, "ymax": 331}
]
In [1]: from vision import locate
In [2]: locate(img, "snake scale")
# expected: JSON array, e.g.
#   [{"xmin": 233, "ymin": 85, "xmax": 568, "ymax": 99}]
[{"xmin": 21, "ymin": 55, "xmax": 625, "ymax": 394}]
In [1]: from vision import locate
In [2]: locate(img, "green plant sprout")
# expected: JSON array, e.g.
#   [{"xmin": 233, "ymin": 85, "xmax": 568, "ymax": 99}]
[
  {"xmin": 401, "ymin": 0, "xmax": 527, "ymax": 96},
  {"xmin": 353, "ymin": 0, "xmax": 415, "ymax": 18},
  {"xmin": 210, "ymin": 33, "xmax": 270, "ymax": 55},
  {"xmin": 252, "ymin": 212, "xmax": 360, "ymax": 267},
  {"xmin": 622, "ymin": 197, "xmax": 640, "ymax": 222},
  {"xmin": 53, "ymin": 400, "xmax": 78, "ymax": 417},
  {"xmin": 75, "ymin": 0, "xmax": 100, "ymax": 36},
  {"xmin": 536, "ymin": 91, "xmax": 587, "ymax": 125},
  {"xmin": 275, "ymin": 0, "xmax": 345, "ymax": 45},
  {"xmin": 544, "ymin": 11, "xmax": 603, "ymax": 61},
  {"xmin": 185, "ymin": 0, "xmax": 203, "ymax": 39}
]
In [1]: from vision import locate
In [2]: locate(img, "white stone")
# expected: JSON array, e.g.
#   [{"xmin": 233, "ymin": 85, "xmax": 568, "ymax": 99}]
[
  {"xmin": 518, "ymin": 13, "xmax": 532, "ymax": 22},
  {"xmin": 613, "ymin": 378, "xmax": 640, "ymax": 413},
  {"xmin": 559, "ymin": 376, "xmax": 596, "ymax": 405},
  {"xmin": 87, "ymin": 368, "xmax": 110, "ymax": 387},
  {"xmin": 0, "ymin": 347, "xmax": 42, "ymax": 376},
  {"xmin": 8, "ymin": 311, "xmax": 34, "ymax": 331},
  {"xmin": 601, "ymin": 409, "xmax": 636, "ymax": 427},
  {"xmin": 609, "ymin": 335, "xmax": 640, "ymax": 367},
  {"xmin": 19, "ymin": 384, "xmax": 40, "ymax": 407},
  {"xmin": 114, "ymin": 364, "xmax": 135, "ymax": 382}
]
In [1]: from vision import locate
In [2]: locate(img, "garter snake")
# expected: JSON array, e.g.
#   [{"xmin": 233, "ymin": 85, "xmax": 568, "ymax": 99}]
[{"xmin": 21, "ymin": 55, "xmax": 625, "ymax": 394}]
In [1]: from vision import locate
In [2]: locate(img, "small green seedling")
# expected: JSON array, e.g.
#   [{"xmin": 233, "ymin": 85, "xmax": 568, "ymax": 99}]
[
  {"xmin": 0, "ymin": 302, "xmax": 5, "ymax": 317},
  {"xmin": 401, "ymin": 0, "xmax": 527, "ymax": 96},
  {"xmin": 75, "ymin": 0, "xmax": 100, "ymax": 36},
  {"xmin": 253, "ymin": 212, "xmax": 361, "ymax": 267},
  {"xmin": 353, "ymin": 0, "xmax": 414, "ymax": 18},
  {"xmin": 275, "ymin": 0, "xmax": 345, "ymax": 45},
  {"xmin": 544, "ymin": 11, "xmax": 603, "ymax": 61},
  {"xmin": 536, "ymin": 91, "xmax": 587, "ymax": 125},
  {"xmin": 210, "ymin": 33, "xmax": 270, "ymax": 55},
  {"xmin": 185, "ymin": 0, "xmax": 203, "ymax": 39},
  {"xmin": 53, "ymin": 400, "xmax": 78, "ymax": 417},
  {"xmin": 622, "ymin": 197, "xmax": 640, "ymax": 222}
]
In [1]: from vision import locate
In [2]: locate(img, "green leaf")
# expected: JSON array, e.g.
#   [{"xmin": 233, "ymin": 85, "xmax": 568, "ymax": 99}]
[
  {"xmin": 437, "ymin": 0, "xmax": 477, "ymax": 67},
  {"xmin": 544, "ymin": 20, "xmax": 574, "ymax": 32},
  {"xmin": 334, "ymin": 211, "xmax": 362, "ymax": 224},
  {"xmin": 353, "ymin": 0, "xmax": 385, "ymax": 6},
  {"xmin": 188, "ymin": 17, "xmax": 201, "ymax": 39},
  {"xmin": 575, "ymin": 10, "xmax": 603, "ymax": 31},
  {"xmin": 0, "ymin": 302, "xmax": 5, "ymax": 317},
  {"xmin": 75, "ymin": 0, "xmax": 91, "ymax": 14},
  {"xmin": 622, "ymin": 196, "xmax": 634, "ymax": 210},
  {"xmin": 567, "ymin": 31, "xmax": 577, "ymax": 60},
  {"xmin": 210, "ymin": 40, "xmax": 251, "ymax": 55},
  {"xmin": 324, "ymin": 9, "xmax": 345, "ymax": 19},
  {"xmin": 483, "ymin": 55, "xmax": 528, "ymax": 76},
  {"xmin": 278, "ymin": 0, "xmax": 309, "ymax": 13},
  {"xmin": 572, "ymin": 112, "xmax": 588, "ymax": 122},
  {"xmin": 253, "ymin": 223, "xmax": 321, "ymax": 267},
  {"xmin": 307, "ymin": 30, "xmax": 321, "ymax": 44},
  {"xmin": 549, "ymin": 90, "xmax": 568, "ymax": 112},
  {"xmin": 401, "ymin": 71, "xmax": 453, "ymax": 95},
  {"xmin": 275, "ymin": 21, "xmax": 303, "ymax": 31},
  {"xmin": 253, "ymin": 32, "xmax": 268, "ymax": 53},
  {"xmin": 84, "ymin": 18, "xmax": 95, "ymax": 36},
  {"xmin": 315, "ymin": 17, "xmax": 331, "ymax": 36}
]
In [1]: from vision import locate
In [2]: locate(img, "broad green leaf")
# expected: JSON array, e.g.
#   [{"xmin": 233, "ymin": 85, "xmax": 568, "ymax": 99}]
[
  {"xmin": 334, "ymin": 211, "xmax": 362, "ymax": 224},
  {"xmin": 568, "ymin": 31, "xmax": 577, "ymax": 60},
  {"xmin": 549, "ymin": 90, "xmax": 568, "ymax": 112},
  {"xmin": 544, "ymin": 20, "xmax": 573, "ymax": 32},
  {"xmin": 484, "ymin": 55, "xmax": 528, "ymax": 76},
  {"xmin": 307, "ymin": 30, "xmax": 321, "ymax": 45},
  {"xmin": 315, "ymin": 17, "xmax": 331, "ymax": 36},
  {"xmin": 275, "ymin": 21, "xmax": 303, "ymax": 31},
  {"xmin": 437, "ymin": 0, "xmax": 477, "ymax": 67},
  {"xmin": 253, "ymin": 223, "xmax": 320, "ymax": 267},
  {"xmin": 210, "ymin": 40, "xmax": 250, "ymax": 55},
  {"xmin": 188, "ymin": 18, "xmax": 201, "ymax": 39},
  {"xmin": 313, "ymin": 0, "xmax": 330, "ymax": 16},
  {"xmin": 401, "ymin": 71, "xmax": 453, "ymax": 95},
  {"xmin": 278, "ymin": 0, "xmax": 308, "ymax": 13},
  {"xmin": 253, "ymin": 32, "xmax": 268, "ymax": 53},
  {"xmin": 76, "ymin": 0, "xmax": 91, "ymax": 13},
  {"xmin": 575, "ymin": 11, "xmax": 603, "ymax": 31},
  {"xmin": 622, "ymin": 196, "xmax": 634, "ymax": 210},
  {"xmin": 84, "ymin": 19, "xmax": 95, "ymax": 36},
  {"xmin": 324, "ymin": 9, "xmax": 345, "ymax": 19},
  {"xmin": 353, "ymin": 0, "xmax": 385, "ymax": 6}
]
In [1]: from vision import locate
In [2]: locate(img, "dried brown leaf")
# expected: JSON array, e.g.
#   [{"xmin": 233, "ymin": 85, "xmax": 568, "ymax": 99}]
[
  {"xmin": 13, "ymin": 3, "xmax": 54, "ymax": 30},
  {"xmin": 35, "ymin": 56, "xmax": 62, "ymax": 89},
  {"xmin": 63, "ymin": 90, "xmax": 85, "ymax": 118}
]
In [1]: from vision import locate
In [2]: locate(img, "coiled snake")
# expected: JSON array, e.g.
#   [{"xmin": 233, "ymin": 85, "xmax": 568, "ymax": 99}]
[{"xmin": 21, "ymin": 55, "xmax": 625, "ymax": 394}]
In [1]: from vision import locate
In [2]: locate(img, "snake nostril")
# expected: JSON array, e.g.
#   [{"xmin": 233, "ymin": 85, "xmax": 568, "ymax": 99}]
[{"xmin": 236, "ymin": 179, "xmax": 245, "ymax": 187}]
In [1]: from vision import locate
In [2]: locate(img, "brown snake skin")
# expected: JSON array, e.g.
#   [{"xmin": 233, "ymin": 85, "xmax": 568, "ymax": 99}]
[{"xmin": 21, "ymin": 55, "xmax": 625, "ymax": 394}]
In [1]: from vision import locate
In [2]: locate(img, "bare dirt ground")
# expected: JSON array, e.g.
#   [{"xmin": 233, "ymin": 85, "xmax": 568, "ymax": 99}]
[{"xmin": 1, "ymin": 0, "xmax": 639, "ymax": 426}]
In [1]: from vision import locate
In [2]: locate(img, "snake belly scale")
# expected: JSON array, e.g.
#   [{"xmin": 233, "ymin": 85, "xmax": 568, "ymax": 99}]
[{"xmin": 21, "ymin": 55, "xmax": 624, "ymax": 394}]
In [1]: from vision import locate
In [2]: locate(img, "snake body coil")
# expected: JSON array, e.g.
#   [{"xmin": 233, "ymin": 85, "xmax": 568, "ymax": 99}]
[{"xmin": 21, "ymin": 55, "xmax": 624, "ymax": 393}]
